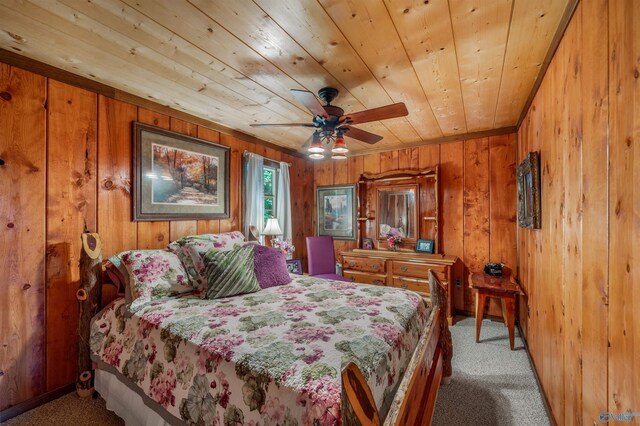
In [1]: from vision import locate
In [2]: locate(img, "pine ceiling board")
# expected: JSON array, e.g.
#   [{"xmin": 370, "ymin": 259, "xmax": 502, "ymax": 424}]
[
  {"xmin": 385, "ymin": 0, "xmax": 468, "ymax": 135},
  {"xmin": 450, "ymin": 0, "xmax": 514, "ymax": 131},
  {"xmin": 0, "ymin": 5, "xmax": 308, "ymax": 150},
  {"xmin": 493, "ymin": 0, "xmax": 568, "ymax": 127},
  {"xmin": 7, "ymin": 0, "xmax": 307, "ymax": 146},
  {"xmin": 122, "ymin": 0, "xmax": 401, "ymax": 150},
  {"xmin": 56, "ymin": 0, "xmax": 312, "ymax": 123},
  {"xmin": 121, "ymin": 0, "xmax": 307, "ymax": 109},
  {"xmin": 318, "ymin": 0, "xmax": 444, "ymax": 141},
  {"xmin": 186, "ymin": 0, "xmax": 403, "ymax": 148},
  {"xmin": 254, "ymin": 0, "xmax": 421, "ymax": 143},
  {"xmin": 21, "ymin": 0, "xmax": 292, "ymax": 127}
]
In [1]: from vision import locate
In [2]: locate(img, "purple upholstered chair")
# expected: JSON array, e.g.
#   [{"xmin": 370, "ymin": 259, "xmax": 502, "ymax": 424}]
[{"xmin": 306, "ymin": 236, "xmax": 350, "ymax": 282}]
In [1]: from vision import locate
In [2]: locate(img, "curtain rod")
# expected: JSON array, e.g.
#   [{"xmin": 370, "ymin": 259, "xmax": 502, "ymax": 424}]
[{"xmin": 243, "ymin": 151, "xmax": 292, "ymax": 166}]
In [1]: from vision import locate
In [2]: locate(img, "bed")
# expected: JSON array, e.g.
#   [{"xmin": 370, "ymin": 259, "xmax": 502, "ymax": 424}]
[{"xmin": 80, "ymin": 233, "xmax": 452, "ymax": 425}]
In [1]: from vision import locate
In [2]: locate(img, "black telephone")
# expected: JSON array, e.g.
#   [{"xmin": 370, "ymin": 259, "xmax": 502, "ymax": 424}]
[{"xmin": 484, "ymin": 262, "xmax": 504, "ymax": 276}]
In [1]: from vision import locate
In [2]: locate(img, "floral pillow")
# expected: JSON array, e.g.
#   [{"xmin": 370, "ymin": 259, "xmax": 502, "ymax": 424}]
[
  {"xmin": 120, "ymin": 250, "xmax": 193, "ymax": 312},
  {"xmin": 105, "ymin": 254, "xmax": 131, "ymax": 303},
  {"xmin": 167, "ymin": 231, "xmax": 245, "ymax": 294}
]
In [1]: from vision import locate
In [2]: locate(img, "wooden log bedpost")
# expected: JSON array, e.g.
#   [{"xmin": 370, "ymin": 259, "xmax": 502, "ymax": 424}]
[
  {"xmin": 428, "ymin": 270, "xmax": 453, "ymax": 382},
  {"xmin": 77, "ymin": 230, "xmax": 103, "ymax": 397}
]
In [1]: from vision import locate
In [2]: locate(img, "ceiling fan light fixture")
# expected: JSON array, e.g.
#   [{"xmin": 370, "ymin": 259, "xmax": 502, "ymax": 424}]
[
  {"xmin": 309, "ymin": 153, "xmax": 324, "ymax": 160},
  {"xmin": 331, "ymin": 153, "xmax": 347, "ymax": 160},
  {"xmin": 331, "ymin": 136, "xmax": 348, "ymax": 153},
  {"xmin": 308, "ymin": 144, "xmax": 325, "ymax": 153},
  {"xmin": 308, "ymin": 131, "xmax": 324, "ymax": 153}
]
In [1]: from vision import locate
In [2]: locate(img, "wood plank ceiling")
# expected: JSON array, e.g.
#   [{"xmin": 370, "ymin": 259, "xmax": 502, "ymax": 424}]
[{"xmin": 0, "ymin": 0, "xmax": 569, "ymax": 155}]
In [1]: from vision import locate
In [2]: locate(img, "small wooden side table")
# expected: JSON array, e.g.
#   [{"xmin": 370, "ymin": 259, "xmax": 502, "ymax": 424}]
[{"xmin": 469, "ymin": 271, "xmax": 524, "ymax": 350}]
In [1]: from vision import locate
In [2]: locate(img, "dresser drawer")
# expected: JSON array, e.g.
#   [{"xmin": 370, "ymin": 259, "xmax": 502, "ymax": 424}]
[
  {"xmin": 391, "ymin": 261, "xmax": 430, "ymax": 279},
  {"xmin": 343, "ymin": 256, "xmax": 386, "ymax": 274},
  {"xmin": 391, "ymin": 276, "xmax": 430, "ymax": 294},
  {"xmin": 343, "ymin": 271, "xmax": 386, "ymax": 286},
  {"xmin": 391, "ymin": 261, "xmax": 447, "ymax": 280}
]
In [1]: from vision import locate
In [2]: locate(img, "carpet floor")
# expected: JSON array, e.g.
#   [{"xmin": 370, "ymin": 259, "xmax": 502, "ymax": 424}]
[
  {"xmin": 4, "ymin": 317, "xmax": 549, "ymax": 426},
  {"xmin": 2, "ymin": 392, "xmax": 123, "ymax": 426},
  {"xmin": 433, "ymin": 317, "xmax": 550, "ymax": 426}
]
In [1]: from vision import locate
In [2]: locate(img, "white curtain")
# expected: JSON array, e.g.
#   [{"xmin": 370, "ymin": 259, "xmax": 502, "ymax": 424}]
[
  {"xmin": 243, "ymin": 153, "xmax": 264, "ymax": 242},
  {"xmin": 276, "ymin": 162, "xmax": 292, "ymax": 241}
]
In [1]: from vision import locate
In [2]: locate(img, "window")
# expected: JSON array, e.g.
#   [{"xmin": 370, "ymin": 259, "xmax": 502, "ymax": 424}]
[{"xmin": 263, "ymin": 165, "xmax": 278, "ymax": 225}]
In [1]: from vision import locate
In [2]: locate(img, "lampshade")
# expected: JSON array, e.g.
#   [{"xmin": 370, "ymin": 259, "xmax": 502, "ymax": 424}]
[
  {"xmin": 331, "ymin": 136, "xmax": 348, "ymax": 153},
  {"xmin": 308, "ymin": 132, "xmax": 324, "ymax": 153},
  {"xmin": 263, "ymin": 218, "xmax": 283, "ymax": 236},
  {"xmin": 332, "ymin": 153, "xmax": 347, "ymax": 160},
  {"xmin": 309, "ymin": 153, "xmax": 324, "ymax": 160}
]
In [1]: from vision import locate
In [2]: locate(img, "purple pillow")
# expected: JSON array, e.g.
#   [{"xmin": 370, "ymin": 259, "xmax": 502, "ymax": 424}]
[{"xmin": 253, "ymin": 245, "xmax": 292, "ymax": 289}]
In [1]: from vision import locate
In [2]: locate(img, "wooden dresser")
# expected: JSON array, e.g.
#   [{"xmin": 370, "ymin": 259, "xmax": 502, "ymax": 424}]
[{"xmin": 341, "ymin": 249, "xmax": 457, "ymax": 324}]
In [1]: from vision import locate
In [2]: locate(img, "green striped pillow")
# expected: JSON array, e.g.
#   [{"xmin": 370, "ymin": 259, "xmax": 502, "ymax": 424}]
[{"xmin": 203, "ymin": 245, "xmax": 260, "ymax": 299}]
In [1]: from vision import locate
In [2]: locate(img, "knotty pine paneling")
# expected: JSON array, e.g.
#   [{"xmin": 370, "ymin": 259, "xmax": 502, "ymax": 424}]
[
  {"xmin": 313, "ymin": 135, "xmax": 517, "ymax": 317},
  {"xmin": 0, "ymin": 63, "xmax": 314, "ymax": 412},
  {"xmin": 97, "ymin": 95, "xmax": 138, "ymax": 259},
  {"xmin": 0, "ymin": 64, "xmax": 47, "ymax": 411},
  {"xmin": 517, "ymin": 0, "xmax": 639, "ymax": 423},
  {"xmin": 45, "ymin": 80, "xmax": 97, "ymax": 391},
  {"xmin": 607, "ymin": 0, "xmax": 639, "ymax": 420}
]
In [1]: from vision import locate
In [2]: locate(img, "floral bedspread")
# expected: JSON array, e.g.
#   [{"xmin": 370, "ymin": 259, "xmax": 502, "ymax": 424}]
[{"xmin": 91, "ymin": 275, "xmax": 429, "ymax": 425}]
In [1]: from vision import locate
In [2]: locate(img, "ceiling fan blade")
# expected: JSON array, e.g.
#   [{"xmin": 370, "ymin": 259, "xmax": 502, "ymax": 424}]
[
  {"xmin": 291, "ymin": 89, "xmax": 329, "ymax": 118},
  {"xmin": 250, "ymin": 123, "xmax": 315, "ymax": 128},
  {"xmin": 341, "ymin": 126, "xmax": 384, "ymax": 144},
  {"xmin": 341, "ymin": 103, "xmax": 408, "ymax": 125}
]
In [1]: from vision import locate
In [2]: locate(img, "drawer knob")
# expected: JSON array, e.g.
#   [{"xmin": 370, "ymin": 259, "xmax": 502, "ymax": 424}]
[
  {"xmin": 400, "ymin": 283, "xmax": 408, "ymax": 289},
  {"xmin": 371, "ymin": 263, "xmax": 380, "ymax": 269},
  {"xmin": 350, "ymin": 276, "xmax": 356, "ymax": 282},
  {"xmin": 372, "ymin": 280, "xmax": 383, "ymax": 286},
  {"xmin": 348, "ymin": 262, "xmax": 356, "ymax": 268},
  {"xmin": 400, "ymin": 266, "xmax": 409, "ymax": 272}
]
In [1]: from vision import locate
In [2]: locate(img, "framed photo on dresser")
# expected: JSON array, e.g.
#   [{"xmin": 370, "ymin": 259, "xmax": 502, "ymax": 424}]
[
  {"xmin": 416, "ymin": 239, "xmax": 435, "ymax": 254},
  {"xmin": 286, "ymin": 258, "xmax": 303, "ymax": 275},
  {"xmin": 362, "ymin": 237, "xmax": 375, "ymax": 250}
]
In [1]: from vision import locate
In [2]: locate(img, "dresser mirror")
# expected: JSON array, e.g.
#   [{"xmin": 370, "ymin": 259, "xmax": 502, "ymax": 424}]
[
  {"xmin": 357, "ymin": 168, "xmax": 439, "ymax": 253},
  {"xmin": 377, "ymin": 185, "xmax": 418, "ymax": 241}
]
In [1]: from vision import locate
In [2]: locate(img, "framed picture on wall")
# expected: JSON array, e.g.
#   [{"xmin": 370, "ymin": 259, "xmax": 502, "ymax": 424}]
[
  {"xmin": 517, "ymin": 151, "xmax": 541, "ymax": 229},
  {"xmin": 133, "ymin": 122, "xmax": 230, "ymax": 221},
  {"xmin": 316, "ymin": 184, "xmax": 357, "ymax": 240}
]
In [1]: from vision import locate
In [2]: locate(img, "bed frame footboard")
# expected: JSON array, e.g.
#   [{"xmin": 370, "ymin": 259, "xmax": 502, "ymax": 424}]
[{"xmin": 342, "ymin": 270, "xmax": 452, "ymax": 426}]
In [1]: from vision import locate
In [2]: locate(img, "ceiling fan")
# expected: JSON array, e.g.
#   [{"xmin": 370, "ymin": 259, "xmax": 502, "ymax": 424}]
[{"xmin": 250, "ymin": 87, "xmax": 408, "ymax": 159}]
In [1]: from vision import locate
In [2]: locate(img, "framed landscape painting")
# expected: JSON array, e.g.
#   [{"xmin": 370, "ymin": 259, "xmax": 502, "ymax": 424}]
[
  {"xmin": 316, "ymin": 184, "xmax": 356, "ymax": 240},
  {"xmin": 517, "ymin": 151, "xmax": 541, "ymax": 229},
  {"xmin": 133, "ymin": 122, "xmax": 230, "ymax": 221}
]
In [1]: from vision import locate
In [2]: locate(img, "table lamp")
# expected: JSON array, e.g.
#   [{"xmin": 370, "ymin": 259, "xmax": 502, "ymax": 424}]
[{"xmin": 262, "ymin": 218, "xmax": 282, "ymax": 247}]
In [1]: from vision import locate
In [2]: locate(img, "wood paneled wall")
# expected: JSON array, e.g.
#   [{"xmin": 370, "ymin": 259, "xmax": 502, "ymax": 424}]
[
  {"xmin": 517, "ymin": 0, "xmax": 639, "ymax": 423},
  {"xmin": 313, "ymin": 134, "xmax": 517, "ymax": 316},
  {"xmin": 0, "ymin": 63, "xmax": 314, "ymax": 411}
]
